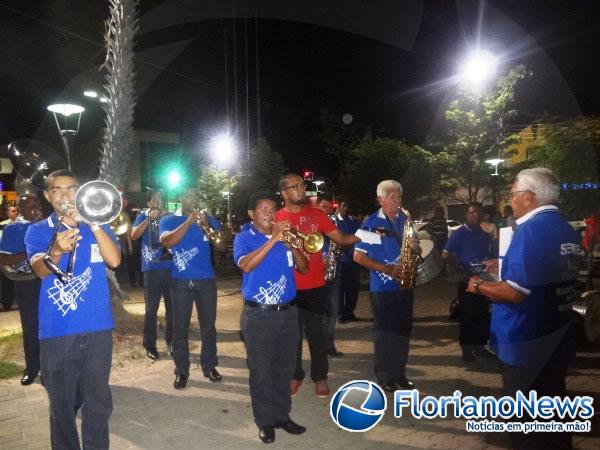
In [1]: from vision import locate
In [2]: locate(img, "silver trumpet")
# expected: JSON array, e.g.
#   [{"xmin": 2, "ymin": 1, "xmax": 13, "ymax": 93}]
[{"xmin": 44, "ymin": 180, "xmax": 123, "ymax": 283}]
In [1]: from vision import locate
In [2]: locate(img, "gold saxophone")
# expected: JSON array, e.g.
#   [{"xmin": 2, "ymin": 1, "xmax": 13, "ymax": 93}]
[
  {"xmin": 324, "ymin": 214, "xmax": 344, "ymax": 281},
  {"xmin": 395, "ymin": 206, "xmax": 422, "ymax": 289}
]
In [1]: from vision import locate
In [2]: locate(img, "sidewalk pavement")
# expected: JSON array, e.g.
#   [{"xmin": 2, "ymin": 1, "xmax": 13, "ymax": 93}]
[{"xmin": 1, "ymin": 275, "xmax": 599, "ymax": 449}]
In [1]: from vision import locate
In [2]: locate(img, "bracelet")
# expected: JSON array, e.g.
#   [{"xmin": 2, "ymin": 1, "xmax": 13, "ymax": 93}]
[
  {"xmin": 90, "ymin": 223, "xmax": 100, "ymax": 232},
  {"xmin": 473, "ymin": 279, "xmax": 484, "ymax": 294}
]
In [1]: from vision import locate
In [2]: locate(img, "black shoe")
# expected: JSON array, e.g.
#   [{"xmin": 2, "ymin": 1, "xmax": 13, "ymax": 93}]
[
  {"xmin": 173, "ymin": 374, "xmax": 188, "ymax": 389},
  {"xmin": 379, "ymin": 380, "xmax": 397, "ymax": 393},
  {"xmin": 326, "ymin": 349, "xmax": 344, "ymax": 358},
  {"xmin": 275, "ymin": 419, "xmax": 306, "ymax": 435},
  {"xmin": 146, "ymin": 348, "xmax": 160, "ymax": 361},
  {"xmin": 204, "ymin": 368, "xmax": 222, "ymax": 382},
  {"xmin": 462, "ymin": 350, "xmax": 475, "ymax": 363},
  {"xmin": 474, "ymin": 348, "xmax": 497, "ymax": 360},
  {"xmin": 395, "ymin": 378, "xmax": 415, "ymax": 389},
  {"xmin": 20, "ymin": 371, "xmax": 37, "ymax": 386},
  {"xmin": 259, "ymin": 426, "xmax": 275, "ymax": 444},
  {"xmin": 338, "ymin": 317, "xmax": 349, "ymax": 324}
]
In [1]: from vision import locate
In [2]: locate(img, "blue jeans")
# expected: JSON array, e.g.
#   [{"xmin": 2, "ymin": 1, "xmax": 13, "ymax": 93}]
[
  {"xmin": 143, "ymin": 269, "xmax": 173, "ymax": 350},
  {"xmin": 241, "ymin": 304, "xmax": 299, "ymax": 427},
  {"xmin": 371, "ymin": 290, "xmax": 414, "ymax": 382},
  {"xmin": 171, "ymin": 278, "xmax": 218, "ymax": 376},
  {"xmin": 40, "ymin": 330, "xmax": 113, "ymax": 450}
]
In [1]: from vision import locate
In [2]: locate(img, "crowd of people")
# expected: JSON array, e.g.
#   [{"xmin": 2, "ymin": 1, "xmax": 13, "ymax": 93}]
[{"xmin": 0, "ymin": 167, "xmax": 588, "ymax": 449}]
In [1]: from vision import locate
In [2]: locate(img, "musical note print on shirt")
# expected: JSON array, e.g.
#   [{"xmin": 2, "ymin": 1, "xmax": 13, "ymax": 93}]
[
  {"xmin": 47, "ymin": 267, "xmax": 93, "ymax": 316},
  {"xmin": 252, "ymin": 275, "xmax": 287, "ymax": 304},
  {"xmin": 174, "ymin": 247, "xmax": 199, "ymax": 272},
  {"xmin": 142, "ymin": 246, "xmax": 162, "ymax": 263},
  {"xmin": 376, "ymin": 254, "xmax": 401, "ymax": 284}
]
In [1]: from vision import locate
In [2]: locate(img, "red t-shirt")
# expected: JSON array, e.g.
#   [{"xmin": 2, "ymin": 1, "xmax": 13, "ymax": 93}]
[{"xmin": 276, "ymin": 206, "xmax": 337, "ymax": 290}]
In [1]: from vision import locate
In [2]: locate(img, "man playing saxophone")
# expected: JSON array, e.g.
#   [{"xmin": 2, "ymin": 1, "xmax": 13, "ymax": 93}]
[
  {"xmin": 159, "ymin": 187, "xmax": 227, "ymax": 389},
  {"xmin": 353, "ymin": 180, "xmax": 419, "ymax": 392}
]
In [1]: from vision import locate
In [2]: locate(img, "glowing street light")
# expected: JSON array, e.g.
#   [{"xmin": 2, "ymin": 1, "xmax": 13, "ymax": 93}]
[
  {"xmin": 313, "ymin": 180, "xmax": 325, "ymax": 195},
  {"xmin": 47, "ymin": 103, "xmax": 85, "ymax": 171},
  {"xmin": 167, "ymin": 169, "xmax": 182, "ymax": 187},
  {"xmin": 210, "ymin": 133, "xmax": 236, "ymax": 229},
  {"xmin": 459, "ymin": 49, "xmax": 498, "ymax": 86},
  {"xmin": 485, "ymin": 158, "xmax": 504, "ymax": 176}
]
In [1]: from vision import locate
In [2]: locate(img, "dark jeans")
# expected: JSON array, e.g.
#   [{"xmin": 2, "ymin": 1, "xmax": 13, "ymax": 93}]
[
  {"xmin": 241, "ymin": 304, "xmax": 299, "ymax": 427},
  {"xmin": 339, "ymin": 261, "xmax": 360, "ymax": 319},
  {"xmin": 371, "ymin": 290, "xmax": 414, "ymax": 382},
  {"xmin": 457, "ymin": 281, "xmax": 490, "ymax": 349},
  {"xmin": 294, "ymin": 286, "xmax": 328, "ymax": 382},
  {"xmin": 15, "ymin": 278, "xmax": 41, "ymax": 375},
  {"xmin": 1, "ymin": 272, "xmax": 15, "ymax": 310},
  {"xmin": 40, "ymin": 330, "xmax": 113, "ymax": 450},
  {"xmin": 502, "ymin": 362, "xmax": 571, "ymax": 450},
  {"xmin": 323, "ymin": 275, "xmax": 341, "ymax": 352},
  {"xmin": 143, "ymin": 269, "xmax": 173, "ymax": 350},
  {"xmin": 171, "ymin": 278, "xmax": 218, "ymax": 376}
]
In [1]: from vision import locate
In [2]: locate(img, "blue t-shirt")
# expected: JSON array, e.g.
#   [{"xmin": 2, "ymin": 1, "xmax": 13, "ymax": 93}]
[
  {"xmin": 133, "ymin": 212, "xmax": 172, "ymax": 272},
  {"xmin": 444, "ymin": 224, "xmax": 493, "ymax": 271},
  {"xmin": 233, "ymin": 224, "xmax": 296, "ymax": 304},
  {"xmin": 336, "ymin": 214, "xmax": 361, "ymax": 263},
  {"xmin": 159, "ymin": 211, "xmax": 221, "ymax": 280},
  {"xmin": 492, "ymin": 206, "xmax": 582, "ymax": 367},
  {"xmin": 0, "ymin": 220, "xmax": 35, "ymax": 275},
  {"xmin": 355, "ymin": 209, "xmax": 409, "ymax": 292},
  {"xmin": 24, "ymin": 215, "xmax": 119, "ymax": 340}
]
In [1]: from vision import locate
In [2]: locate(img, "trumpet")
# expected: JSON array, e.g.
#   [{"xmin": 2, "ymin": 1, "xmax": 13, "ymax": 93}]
[
  {"xmin": 44, "ymin": 180, "xmax": 122, "ymax": 283},
  {"xmin": 193, "ymin": 209, "xmax": 226, "ymax": 246},
  {"xmin": 268, "ymin": 219, "xmax": 324, "ymax": 253}
]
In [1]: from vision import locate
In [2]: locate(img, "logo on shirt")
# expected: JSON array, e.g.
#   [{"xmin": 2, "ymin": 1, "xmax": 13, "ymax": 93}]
[
  {"xmin": 174, "ymin": 247, "xmax": 199, "ymax": 272},
  {"xmin": 47, "ymin": 267, "xmax": 93, "ymax": 316},
  {"xmin": 376, "ymin": 255, "xmax": 401, "ymax": 284},
  {"xmin": 253, "ymin": 274, "xmax": 287, "ymax": 304},
  {"xmin": 142, "ymin": 245, "xmax": 162, "ymax": 263}
]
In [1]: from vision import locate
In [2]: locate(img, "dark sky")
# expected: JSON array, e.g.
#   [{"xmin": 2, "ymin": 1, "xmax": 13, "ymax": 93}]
[{"xmin": 1, "ymin": 0, "xmax": 599, "ymax": 181}]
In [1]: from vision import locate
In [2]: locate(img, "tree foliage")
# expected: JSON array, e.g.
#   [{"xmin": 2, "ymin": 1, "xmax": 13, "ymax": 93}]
[
  {"xmin": 432, "ymin": 65, "xmax": 531, "ymax": 203},
  {"xmin": 197, "ymin": 166, "xmax": 237, "ymax": 216},
  {"xmin": 341, "ymin": 136, "xmax": 435, "ymax": 215},
  {"xmin": 526, "ymin": 116, "xmax": 600, "ymax": 218}
]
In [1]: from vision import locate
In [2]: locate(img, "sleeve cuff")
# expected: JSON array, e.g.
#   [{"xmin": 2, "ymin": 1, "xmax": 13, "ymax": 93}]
[{"xmin": 505, "ymin": 280, "xmax": 530, "ymax": 295}]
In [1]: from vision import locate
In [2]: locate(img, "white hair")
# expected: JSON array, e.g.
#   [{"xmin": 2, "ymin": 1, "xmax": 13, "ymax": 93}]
[
  {"xmin": 376, "ymin": 180, "xmax": 402, "ymax": 198},
  {"xmin": 515, "ymin": 167, "xmax": 560, "ymax": 205}
]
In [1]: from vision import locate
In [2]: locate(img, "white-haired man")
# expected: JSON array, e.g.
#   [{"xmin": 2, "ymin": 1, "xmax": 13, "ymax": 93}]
[
  {"xmin": 467, "ymin": 168, "xmax": 582, "ymax": 450},
  {"xmin": 353, "ymin": 180, "xmax": 419, "ymax": 392}
]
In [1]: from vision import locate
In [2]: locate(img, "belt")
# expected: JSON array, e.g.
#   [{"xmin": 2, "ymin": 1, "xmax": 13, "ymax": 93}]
[{"xmin": 244, "ymin": 300, "xmax": 296, "ymax": 311}]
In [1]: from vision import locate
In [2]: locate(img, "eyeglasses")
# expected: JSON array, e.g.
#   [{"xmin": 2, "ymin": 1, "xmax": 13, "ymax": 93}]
[
  {"xmin": 282, "ymin": 182, "xmax": 306, "ymax": 191},
  {"xmin": 509, "ymin": 190, "xmax": 529, "ymax": 199}
]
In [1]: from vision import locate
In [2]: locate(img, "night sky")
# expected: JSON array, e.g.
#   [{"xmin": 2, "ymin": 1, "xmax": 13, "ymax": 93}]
[{"xmin": 1, "ymin": 0, "xmax": 599, "ymax": 182}]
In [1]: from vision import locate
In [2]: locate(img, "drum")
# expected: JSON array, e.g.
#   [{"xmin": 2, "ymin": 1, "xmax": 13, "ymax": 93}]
[{"xmin": 416, "ymin": 239, "xmax": 443, "ymax": 286}]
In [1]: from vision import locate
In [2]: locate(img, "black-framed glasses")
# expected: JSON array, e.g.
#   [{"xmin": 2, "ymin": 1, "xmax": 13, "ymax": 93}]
[{"xmin": 282, "ymin": 182, "xmax": 306, "ymax": 191}]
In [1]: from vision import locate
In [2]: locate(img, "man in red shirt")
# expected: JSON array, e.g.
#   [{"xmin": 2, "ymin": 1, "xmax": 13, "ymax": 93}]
[{"xmin": 276, "ymin": 174, "xmax": 360, "ymax": 397}]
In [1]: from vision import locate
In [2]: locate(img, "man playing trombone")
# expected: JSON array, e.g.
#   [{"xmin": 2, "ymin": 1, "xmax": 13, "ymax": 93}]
[
  {"xmin": 24, "ymin": 170, "xmax": 121, "ymax": 450},
  {"xmin": 160, "ymin": 186, "xmax": 227, "ymax": 389},
  {"xmin": 131, "ymin": 189, "xmax": 173, "ymax": 361}
]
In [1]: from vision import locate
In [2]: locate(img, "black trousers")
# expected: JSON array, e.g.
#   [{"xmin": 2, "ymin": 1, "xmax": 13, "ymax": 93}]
[
  {"xmin": 502, "ymin": 362, "xmax": 571, "ymax": 450},
  {"xmin": 1, "ymin": 272, "xmax": 15, "ymax": 310},
  {"xmin": 242, "ymin": 304, "xmax": 299, "ymax": 427},
  {"xmin": 457, "ymin": 281, "xmax": 490, "ymax": 349},
  {"xmin": 294, "ymin": 286, "xmax": 328, "ymax": 382},
  {"xmin": 339, "ymin": 261, "xmax": 361, "ymax": 319},
  {"xmin": 16, "ymin": 278, "xmax": 41, "ymax": 376},
  {"xmin": 143, "ymin": 269, "xmax": 173, "ymax": 350}
]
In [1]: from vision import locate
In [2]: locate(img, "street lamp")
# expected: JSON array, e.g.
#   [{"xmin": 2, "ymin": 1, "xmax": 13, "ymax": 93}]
[
  {"xmin": 313, "ymin": 180, "xmax": 325, "ymax": 195},
  {"xmin": 485, "ymin": 158, "xmax": 504, "ymax": 176},
  {"xmin": 210, "ymin": 132, "xmax": 236, "ymax": 229},
  {"xmin": 459, "ymin": 49, "xmax": 498, "ymax": 89},
  {"xmin": 47, "ymin": 103, "xmax": 85, "ymax": 171}
]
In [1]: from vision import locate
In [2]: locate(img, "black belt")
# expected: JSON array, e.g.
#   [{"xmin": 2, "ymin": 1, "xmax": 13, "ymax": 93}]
[{"xmin": 244, "ymin": 300, "xmax": 296, "ymax": 311}]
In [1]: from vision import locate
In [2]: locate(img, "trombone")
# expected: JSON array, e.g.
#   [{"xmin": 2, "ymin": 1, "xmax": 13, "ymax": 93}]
[
  {"xmin": 44, "ymin": 180, "xmax": 123, "ymax": 283},
  {"xmin": 268, "ymin": 219, "xmax": 324, "ymax": 253}
]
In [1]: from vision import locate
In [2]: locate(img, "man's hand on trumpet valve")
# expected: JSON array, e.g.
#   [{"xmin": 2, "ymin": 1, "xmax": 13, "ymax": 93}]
[
  {"xmin": 270, "ymin": 220, "xmax": 291, "ymax": 245},
  {"xmin": 148, "ymin": 208, "xmax": 161, "ymax": 221},
  {"xmin": 52, "ymin": 229, "xmax": 81, "ymax": 257}
]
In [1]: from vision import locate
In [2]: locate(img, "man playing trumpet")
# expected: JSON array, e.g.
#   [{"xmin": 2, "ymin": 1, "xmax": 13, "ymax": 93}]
[
  {"xmin": 160, "ymin": 186, "xmax": 227, "ymax": 389},
  {"xmin": 24, "ymin": 170, "xmax": 121, "ymax": 449},
  {"xmin": 353, "ymin": 180, "xmax": 419, "ymax": 392}
]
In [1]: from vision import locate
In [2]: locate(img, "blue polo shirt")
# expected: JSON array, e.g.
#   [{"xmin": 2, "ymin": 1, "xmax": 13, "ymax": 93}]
[
  {"xmin": 133, "ymin": 212, "xmax": 172, "ymax": 272},
  {"xmin": 159, "ymin": 210, "xmax": 220, "ymax": 280},
  {"xmin": 0, "ymin": 220, "xmax": 35, "ymax": 275},
  {"xmin": 355, "ymin": 209, "xmax": 409, "ymax": 292},
  {"xmin": 444, "ymin": 224, "xmax": 493, "ymax": 271},
  {"xmin": 233, "ymin": 224, "xmax": 296, "ymax": 304},
  {"xmin": 492, "ymin": 206, "xmax": 582, "ymax": 367},
  {"xmin": 24, "ymin": 215, "xmax": 119, "ymax": 340},
  {"xmin": 336, "ymin": 214, "xmax": 361, "ymax": 263}
]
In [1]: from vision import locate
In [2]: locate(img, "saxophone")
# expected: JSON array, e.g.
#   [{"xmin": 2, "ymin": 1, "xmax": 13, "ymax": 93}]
[
  {"xmin": 395, "ymin": 206, "xmax": 422, "ymax": 289},
  {"xmin": 324, "ymin": 215, "xmax": 344, "ymax": 281}
]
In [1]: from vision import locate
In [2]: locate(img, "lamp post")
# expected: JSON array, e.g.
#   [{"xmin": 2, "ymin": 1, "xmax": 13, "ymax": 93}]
[
  {"xmin": 47, "ymin": 103, "xmax": 85, "ymax": 172},
  {"xmin": 211, "ymin": 133, "xmax": 236, "ymax": 230},
  {"xmin": 313, "ymin": 180, "xmax": 325, "ymax": 196}
]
